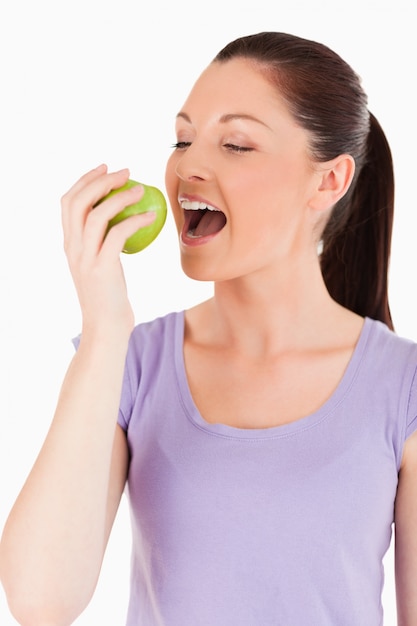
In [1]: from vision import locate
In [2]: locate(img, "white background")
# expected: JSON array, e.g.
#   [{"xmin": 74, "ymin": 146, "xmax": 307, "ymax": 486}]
[{"xmin": 0, "ymin": 1, "xmax": 415, "ymax": 624}]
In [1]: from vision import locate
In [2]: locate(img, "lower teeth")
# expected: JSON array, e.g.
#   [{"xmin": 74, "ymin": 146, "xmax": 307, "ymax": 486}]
[{"xmin": 187, "ymin": 229, "xmax": 203, "ymax": 238}]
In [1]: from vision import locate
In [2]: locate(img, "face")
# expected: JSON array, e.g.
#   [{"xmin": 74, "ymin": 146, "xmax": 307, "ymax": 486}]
[{"xmin": 165, "ymin": 58, "xmax": 322, "ymax": 283}]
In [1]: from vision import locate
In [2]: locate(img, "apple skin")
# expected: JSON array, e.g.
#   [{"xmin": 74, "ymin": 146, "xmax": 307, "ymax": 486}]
[{"xmin": 102, "ymin": 179, "xmax": 167, "ymax": 254}]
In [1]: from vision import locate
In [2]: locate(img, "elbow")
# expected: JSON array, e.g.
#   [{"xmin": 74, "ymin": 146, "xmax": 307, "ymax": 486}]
[
  {"xmin": 0, "ymin": 542, "xmax": 93, "ymax": 626},
  {"xmin": 3, "ymin": 605, "xmax": 62, "ymax": 626},
  {"xmin": 1, "ymin": 567, "xmax": 88, "ymax": 626},
  {"xmin": 1, "ymin": 591, "xmax": 88, "ymax": 626}
]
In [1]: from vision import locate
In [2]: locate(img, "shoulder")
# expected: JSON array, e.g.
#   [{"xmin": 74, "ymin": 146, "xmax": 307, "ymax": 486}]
[
  {"xmin": 360, "ymin": 318, "xmax": 417, "ymax": 441},
  {"xmin": 355, "ymin": 318, "xmax": 417, "ymax": 401},
  {"xmin": 122, "ymin": 311, "xmax": 184, "ymax": 380},
  {"xmin": 118, "ymin": 310, "xmax": 184, "ymax": 430},
  {"xmin": 128, "ymin": 310, "xmax": 184, "ymax": 358},
  {"xmin": 124, "ymin": 309, "xmax": 184, "ymax": 380},
  {"xmin": 363, "ymin": 317, "xmax": 417, "ymax": 374}
]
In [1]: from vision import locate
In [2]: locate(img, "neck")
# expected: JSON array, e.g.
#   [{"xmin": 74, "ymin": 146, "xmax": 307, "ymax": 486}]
[{"xmin": 195, "ymin": 260, "xmax": 354, "ymax": 356}]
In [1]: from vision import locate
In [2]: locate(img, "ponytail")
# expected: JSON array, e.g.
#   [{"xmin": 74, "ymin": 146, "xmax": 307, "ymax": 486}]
[{"xmin": 320, "ymin": 113, "xmax": 395, "ymax": 330}]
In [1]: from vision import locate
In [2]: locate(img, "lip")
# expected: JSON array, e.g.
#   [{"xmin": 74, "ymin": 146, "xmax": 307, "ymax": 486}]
[{"xmin": 177, "ymin": 193, "xmax": 226, "ymax": 247}]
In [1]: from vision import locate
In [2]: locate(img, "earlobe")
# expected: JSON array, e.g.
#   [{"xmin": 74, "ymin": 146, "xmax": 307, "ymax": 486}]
[{"xmin": 309, "ymin": 155, "xmax": 355, "ymax": 212}]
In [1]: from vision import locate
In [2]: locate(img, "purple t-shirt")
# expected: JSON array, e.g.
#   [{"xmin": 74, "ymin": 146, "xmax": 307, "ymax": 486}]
[{"xmin": 117, "ymin": 311, "xmax": 417, "ymax": 625}]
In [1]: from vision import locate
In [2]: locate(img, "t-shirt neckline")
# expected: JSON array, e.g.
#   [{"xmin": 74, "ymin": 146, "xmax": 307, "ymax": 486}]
[{"xmin": 174, "ymin": 311, "xmax": 373, "ymax": 440}]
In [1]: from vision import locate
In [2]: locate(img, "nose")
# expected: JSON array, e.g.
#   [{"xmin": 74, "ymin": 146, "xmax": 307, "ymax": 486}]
[{"xmin": 174, "ymin": 143, "xmax": 212, "ymax": 182}]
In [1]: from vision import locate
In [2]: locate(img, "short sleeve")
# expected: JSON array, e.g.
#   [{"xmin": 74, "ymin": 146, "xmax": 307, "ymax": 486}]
[
  {"xmin": 406, "ymin": 367, "xmax": 417, "ymax": 439},
  {"xmin": 117, "ymin": 360, "xmax": 134, "ymax": 432}
]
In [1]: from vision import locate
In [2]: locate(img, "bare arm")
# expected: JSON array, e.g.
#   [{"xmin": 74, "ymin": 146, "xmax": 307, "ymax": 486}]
[
  {"xmin": 0, "ymin": 165, "xmax": 155, "ymax": 626},
  {"xmin": 395, "ymin": 428, "xmax": 417, "ymax": 625}
]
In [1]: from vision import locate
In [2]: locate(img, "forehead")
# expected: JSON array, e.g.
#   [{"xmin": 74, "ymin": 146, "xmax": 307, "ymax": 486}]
[{"xmin": 178, "ymin": 58, "xmax": 292, "ymax": 123}]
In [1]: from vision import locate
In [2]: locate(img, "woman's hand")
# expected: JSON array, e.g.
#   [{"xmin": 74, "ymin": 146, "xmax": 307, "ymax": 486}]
[{"xmin": 61, "ymin": 164, "xmax": 156, "ymax": 336}]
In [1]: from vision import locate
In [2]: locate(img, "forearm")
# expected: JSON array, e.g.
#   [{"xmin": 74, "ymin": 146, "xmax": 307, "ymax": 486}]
[
  {"xmin": 0, "ymin": 328, "xmax": 130, "ymax": 624},
  {"xmin": 0, "ymin": 165, "xmax": 148, "ymax": 625}
]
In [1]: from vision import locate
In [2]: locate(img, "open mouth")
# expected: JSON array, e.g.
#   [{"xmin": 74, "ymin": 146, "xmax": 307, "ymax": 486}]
[{"xmin": 180, "ymin": 200, "xmax": 227, "ymax": 239}]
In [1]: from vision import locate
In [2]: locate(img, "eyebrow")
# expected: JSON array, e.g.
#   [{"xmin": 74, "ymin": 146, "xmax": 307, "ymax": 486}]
[{"xmin": 176, "ymin": 111, "xmax": 271, "ymax": 129}]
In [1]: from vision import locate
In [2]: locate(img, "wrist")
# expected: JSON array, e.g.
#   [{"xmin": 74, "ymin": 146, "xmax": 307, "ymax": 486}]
[{"xmin": 78, "ymin": 320, "xmax": 133, "ymax": 353}]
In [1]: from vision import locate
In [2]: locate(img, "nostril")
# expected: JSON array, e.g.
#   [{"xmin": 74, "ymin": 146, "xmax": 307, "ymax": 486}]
[
  {"xmin": 174, "ymin": 152, "xmax": 210, "ymax": 183},
  {"xmin": 174, "ymin": 165, "xmax": 206, "ymax": 183}
]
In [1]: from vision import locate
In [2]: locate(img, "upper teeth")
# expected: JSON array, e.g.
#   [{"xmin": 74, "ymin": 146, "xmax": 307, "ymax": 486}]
[{"xmin": 179, "ymin": 200, "xmax": 219, "ymax": 211}]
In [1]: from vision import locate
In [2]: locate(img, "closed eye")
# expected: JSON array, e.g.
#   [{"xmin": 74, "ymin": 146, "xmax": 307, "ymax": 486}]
[
  {"xmin": 171, "ymin": 141, "xmax": 254, "ymax": 153},
  {"xmin": 223, "ymin": 143, "xmax": 254, "ymax": 153},
  {"xmin": 171, "ymin": 141, "xmax": 191, "ymax": 150}
]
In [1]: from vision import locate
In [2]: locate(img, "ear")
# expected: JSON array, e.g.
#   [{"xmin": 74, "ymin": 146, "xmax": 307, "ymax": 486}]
[{"xmin": 308, "ymin": 154, "xmax": 355, "ymax": 213}]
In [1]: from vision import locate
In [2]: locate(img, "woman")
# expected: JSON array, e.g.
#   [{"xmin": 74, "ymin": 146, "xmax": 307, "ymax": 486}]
[{"xmin": 1, "ymin": 32, "xmax": 416, "ymax": 625}]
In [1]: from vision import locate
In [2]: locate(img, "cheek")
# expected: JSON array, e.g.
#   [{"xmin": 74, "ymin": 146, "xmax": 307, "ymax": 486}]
[
  {"xmin": 226, "ymin": 167, "xmax": 304, "ymax": 243},
  {"xmin": 232, "ymin": 160, "xmax": 308, "ymax": 213},
  {"xmin": 226, "ymin": 168, "xmax": 280, "ymax": 219}
]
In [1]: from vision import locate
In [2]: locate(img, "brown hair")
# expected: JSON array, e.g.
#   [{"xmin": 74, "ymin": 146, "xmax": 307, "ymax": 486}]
[{"xmin": 214, "ymin": 32, "xmax": 394, "ymax": 329}]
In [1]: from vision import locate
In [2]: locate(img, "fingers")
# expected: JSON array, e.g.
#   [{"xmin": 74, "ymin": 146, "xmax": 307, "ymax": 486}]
[
  {"xmin": 100, "ymin": 212, "xmax": 156, "ymax": 262},
  {"xmin": 81, "ymin": 184, "xmax": 146, "ymax": 259},
  {"xmin": 61, "ymin": 165, "xmax": 130, "ymax": 246},
  {"xmin": 62, "ymin": 163, "xmax": 108, "ymax": 200},
  {"xmin": 61, "ymin": 165, "xmax": 147, "ymax": 260}
]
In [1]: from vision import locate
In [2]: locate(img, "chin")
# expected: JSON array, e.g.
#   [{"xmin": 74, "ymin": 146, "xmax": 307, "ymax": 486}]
[{"xmin": 181, "ymin": 260, "xmax": 215, "ymax": 283}]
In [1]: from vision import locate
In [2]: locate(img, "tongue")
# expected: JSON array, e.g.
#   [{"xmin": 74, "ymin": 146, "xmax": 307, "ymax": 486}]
[{"xmin": 194, "ymin": 211, "xmax": 226, "ymax": 237}]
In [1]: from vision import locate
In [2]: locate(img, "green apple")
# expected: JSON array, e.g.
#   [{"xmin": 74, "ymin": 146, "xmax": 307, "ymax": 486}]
[{"xmin": 102, "ymin": 179, "xmax": 167, "ymax": 254}]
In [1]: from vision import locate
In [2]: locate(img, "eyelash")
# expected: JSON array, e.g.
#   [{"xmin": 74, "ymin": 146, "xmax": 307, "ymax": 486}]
[
  {"xmin": 171, "ymin": 142, "xmax": 253, "ymax": 154},
  {"xmin": 171, "ymin": 141, "xmax": 191, "ymax": 150},
  {"xmin": 224, "ymin": 143, "xmax": 254, "ymax": 153}
]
